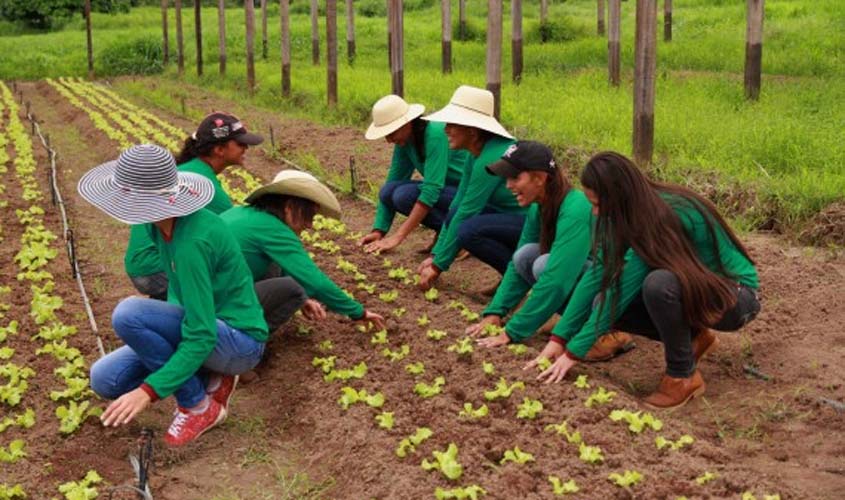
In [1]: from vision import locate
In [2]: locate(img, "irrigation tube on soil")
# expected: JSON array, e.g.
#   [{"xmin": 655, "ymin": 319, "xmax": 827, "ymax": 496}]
[{"xmin": 23, "ymin": 108, "xmax": 106, "ymax": 358}]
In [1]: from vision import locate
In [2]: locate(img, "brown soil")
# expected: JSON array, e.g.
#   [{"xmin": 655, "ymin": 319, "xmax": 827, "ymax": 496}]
[{"xmin": 3, "ymin": 79, "xmax": 843, "ymax": 500}]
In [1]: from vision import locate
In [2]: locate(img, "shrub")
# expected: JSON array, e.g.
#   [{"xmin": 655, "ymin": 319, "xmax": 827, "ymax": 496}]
[
  {"xmin": 530, "ymin": 16, "xmax": 586, "ymax": 43},
  {"xmin": 99, "ymin": 36, "xmax": 165, "ymax": 76}
]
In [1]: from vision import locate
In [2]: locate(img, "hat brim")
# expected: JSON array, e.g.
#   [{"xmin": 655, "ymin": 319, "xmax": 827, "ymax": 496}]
[
  {"xmin": 245, "ymin": 177, "xmax": 342, "ymax": 219},
  {"xmin": 234, "ymin": 131, "xmax": 264, "ymax": 146},
  {"xmin": 365, "ymin": 103, "xmax": 425, "ymax": 140},
  {"xmin": 486, "ymin": 158, "xmax": 521, "ymax": 178},
  {"xmin": 77, "ymin": 161, "xmax": 215, "ymax": 224},
  {"xmin": 422, "ymin": 104, "xmax": 514, "ymax": 139}
]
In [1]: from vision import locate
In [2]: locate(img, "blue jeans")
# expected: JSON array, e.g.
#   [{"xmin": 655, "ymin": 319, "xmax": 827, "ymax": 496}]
[
  {"xmin": 379, "ymin": 180, "xmax": 458, "ymax": 231},
  {"xmin": 512, "ymin": 243, "xmax": 550, "ymax": 285},
  {"xmin": 90, "ymin": 297, "xmax": 265, "ymax": 408},
  {"xmin": 454, "ymin": 211, "xmax": 527, "ymax": 274}
]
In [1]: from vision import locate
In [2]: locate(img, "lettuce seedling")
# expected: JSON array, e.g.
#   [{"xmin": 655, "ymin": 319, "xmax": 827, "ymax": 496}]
[
  {"xmin": 417, "ymin": 314, "xmax": 431, "ymax": 327},
  {"xmin": 548, "ymin": 476, "xmax": 579, "ymax": 495},
  {"xmin": 0, "ymin": 348, "xmax": 14, "ymax": 360},
  {"xmin": 655, "ymin": 434, "xmax": 694, "ymax": 451},
  {"xmin": 338, "ymin": 387, "xmax": 385, "ymax": 409},
  {"xmin": 336, "ymin": 258, "xmax": 359, "ymax": 274},
  {"xmin": 54, "ymin": 357, "xmax": 86, "ymax": 379},
  {"xmin": 57, "ymin": 470, "xmax": 102, "ymax": 500},
  {"xmin": 695, "ymin": 471, "xmax": 717, "ymax": 485},
  {"xmin": 459, "ymin": 403, "xmax": 488, "ymax": 419},
  {"xmin": 375, "ymin": 411, "xmax": 394, "ymax": 430},
  {"xmin": 35, "ymin": 340, "xmax": 81, "ymax": 361},
  {"xmin": 0, "ymin": 320, "xmax": 18, "ymax": 343},
  {"xmin": 405, "ymin": 362, "xmax": 425, "ymax": 376},
  {"xmin": 536, "ymin": 357, "xmax": 552, "ymax": 371},
  {"xmin": 609, "ymin": 409, "xmax": 663, "ymax": 434},
  {"xmin": 0, "ymin": 440, "xmax": 25, "ymax": 463},
  {"xmin": 324, "ymin": 362, "xmax": 368, "ymax": 382},
  {"xmin": 0, "ymin": 363, "xmax": 35, "ymax": 406},
  {"xmin": 447, "ymin": 337, "xmax": 474, "ymax": 356},
  {"xmin": 396, "ymin": 427, "xmax": 433, "ymax": 457},
  {"xmin": 578, "ymin": 443, "xmax": 604, "ymax": 464},
  {"xmin": 741, "ymin": 493, "xmax": 781, "ymax": 500},
  {"xmin": 422, "ymin": 443, "xmax": 463, "ymax": 480},
  {"xmin": 382, "ymin": 258, "xmax": 393, "ymax": 268},
  {"xmin": 312, "ymin": 356, "xmax": 337, "ymax": 374},
  {"xmin": 500, "ymin": 446, "xmax": 534, "ymax": 465},
  {"xmin": 50, "ymin": 376, "xmax": 92, "ymax": 401},
  {"xmin": 484, "ymin": 377, "xmax": 525, "ymax": 401},
  {"xmin": 378, "ymin": 290, "xmax": 400, "ymax": 303},
  {"xmin": 424, "ymin": 287, "xmax": 439, "ymax": 302},
  {"xmin": 414, "ymin": 376, "xmax": 445, "ymax": 398},
  {"xmin": 392, "ymin": 307, "xmax": 407, "ymax": 318},
  {"xmin": 459, "ymin": 309, "xmax": 480, "ymax": 322},
  {"xmin": 370, "ymin": 329, "xmax": 389, "ymax": 344},
  {"xmin": 312, "ymin": 215, "xmax": 346, "ymax": 234},
  {"xmin": 0, "ymin": 483, "xmax": 25, "ymax": 499},
  {"xmin": 608, "ymin": 470, "xmax": 643, "ymax": 488},
  {"xmin": 584, "ymin": 386, "xmax": 617, "ymax": 407},
  {"xmin": 388, "ymin": 267, "xmax": 410, "ymax": 281},
  {"xmin": 544, "ymin": 420, "xmax": 582, "ymax": 444},
  {"xmin": 482, "ymin": 362, "xmax": 495, "ymax": 375},
  {"xmin": 508, "ymin": 344, "xmax": 527, "ymax": 356},
  {"xmin": 573, "ymin": 374, "xmax": 590, "ymax": 389},
  {"xmin": 516, "ymin": 398, "xmax": 543, "ymax": 419},
  {"xmin": 427, "ymin": 329, "xmax": 447, "ymax": 341},
  {"xmin": 312, "ymin": 240, "xmax": 341, "ymax": 254},
  {"xmin": 434, "ymin": 485, "xmax": 486, "ymax": 500},
  {"xmin": 357, "ymin": 282, "xmax": 376, "ymax": 294},
  {"xmin": 317, "ymin": 340, "xmax": 333, "ymax": 352},
  {"xmin": 381, "ymin": 344, "xmax": 410, "ymax": 362},
  {"xmin": 481, "ymin": 323, "xmax": 505, "ymax": 337},
  {"xmin": 296, "ymin": 324, "xmax": 313, "ymax": 337},
  {"xmin": 56, "ymin": 400, "xmax": 101, "ymax": 434},
  {"xmin": 353, "ymin": 271, "xmax": 368, "ymax": 282},
  {"xmin": 0, "ymin": 408, "xmax": 35, "ymax": 433}
]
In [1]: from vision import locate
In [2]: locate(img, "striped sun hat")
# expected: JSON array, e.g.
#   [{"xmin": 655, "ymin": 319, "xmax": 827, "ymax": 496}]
[{"xmin": 77, "ymin": 144, "xmax": 214, "ymax": 224}]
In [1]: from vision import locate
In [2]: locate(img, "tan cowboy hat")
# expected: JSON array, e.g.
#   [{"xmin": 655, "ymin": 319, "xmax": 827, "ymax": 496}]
[
  {"xmin": 365, "ymin": 95, "xmax": 426, "ymax": 140},
  {"xmin": 245, "ymin": 170, "xmax": 342, "ymax": 219},
  {"xmin": 422, "ymin": 85, "xmax": 513, "ymax": 139}
]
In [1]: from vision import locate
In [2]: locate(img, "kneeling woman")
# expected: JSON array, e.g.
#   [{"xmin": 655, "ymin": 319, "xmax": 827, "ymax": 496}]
[
  {"xmin": 222, "ymin": 170, "xmax": 386, "ymax": 330},
  {"xmin": 359, "ymin": 95, "xmax": 468, "ymax": 254},
  {"xmin": 530, "ymin": 152, "xmax": 760, "ymax": 409},
  {"xmin": 83, "ymin": 145, "xmax": 269, "ymax": 446}
]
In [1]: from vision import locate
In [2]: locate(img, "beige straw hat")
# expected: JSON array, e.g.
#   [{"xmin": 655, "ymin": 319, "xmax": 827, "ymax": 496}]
[
  {"xmin": 422, "ymin": 85, "xmax": 513, "ymax": 139},
  {"xmin": 365, "ymin": 95, "xmax": 426, "ymax": 140},
  {"xmin": 245, "ymin": 170, "xmax": 342, "ymax": 219}
]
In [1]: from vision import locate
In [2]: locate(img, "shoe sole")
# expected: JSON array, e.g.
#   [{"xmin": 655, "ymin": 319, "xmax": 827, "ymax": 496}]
[
  {"xmin": 694, "ymin": 335, "xmax": 720, "ymax": 364},
  {"xmin": 221, "ymin": 375, "xmax": 239, "ymax": 409},
  {"xmin": 642, "ymin": 384, "xmax": 706, "ymax": 411},
  {"xmin": 164, "ymin": 405, "xmax": 228, "ymax": 447},
  {"xmin": 584, "ymin": 342, "xmax": 637, "ymax": 362}
]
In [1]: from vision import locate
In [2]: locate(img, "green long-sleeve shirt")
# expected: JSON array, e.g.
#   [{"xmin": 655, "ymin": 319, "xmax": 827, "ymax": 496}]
[
  {"xmin": 144, "ymin": 209, "xmax": 268, "ymax": 398},
  {"xmin": 431, "ymin": 136, "xmax": 527, "ymax": 271},
  {"xmin": 221, "ymin": 205, "xmax": 365, "ymax": 319},
  {"xmin": 372, "ymin": 121, "xmax": 467, "ymax": 233},
  {"xmin": 124, "ymin": 157, "xmax": 234, "ymax": 277},
  {"xmin": 552, "ymin": 194, "xmax": 759, "ymax": 358},
  {"xmin": 483, "ymin": 190, "xmax": 593, "ymax": 343}
]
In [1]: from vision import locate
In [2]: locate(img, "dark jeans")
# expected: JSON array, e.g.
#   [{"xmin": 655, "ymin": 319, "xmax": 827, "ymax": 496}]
[
  {"xmin": 254, "ymin": 276, "xmax": 307, "ymax": 333},
  {"xmin": 614, "ymin": 269, "xmax": 761, "ymax": 378},
  {"xmin": 455, "ymin": 212, "xmax": 527, "ymax": 274},
  {"xmin": 379, "ymin": 180, "xmax": 458, "ymax": 231}
]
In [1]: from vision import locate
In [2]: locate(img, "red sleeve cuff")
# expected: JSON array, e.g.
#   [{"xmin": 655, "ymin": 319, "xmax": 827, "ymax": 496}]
[
  {"xmin": 549, "ymin": 335, "xmax": 566, "ymax": 346},
  {"xmin": 139, "ymin": 383, "xmax": 160, "ymax": 402}
]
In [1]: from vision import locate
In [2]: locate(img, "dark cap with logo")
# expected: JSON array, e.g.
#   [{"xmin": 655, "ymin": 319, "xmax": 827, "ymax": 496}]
[
  {"xmin": 192, "ymin": 112, "xmax": 264, "ymax": 148},
  {"xmin": 486, "ymin": 140, "xmax": 556, "ymax": 178}
]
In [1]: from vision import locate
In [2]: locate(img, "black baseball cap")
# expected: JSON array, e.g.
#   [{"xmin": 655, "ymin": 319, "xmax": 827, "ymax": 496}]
[
  {"xmin": 486, "ymin": 140, "xmax": 556, "ymax": 178},
  {"xmin": 192, "ymin": 112, "xmax": 264, "ymax": 148}
]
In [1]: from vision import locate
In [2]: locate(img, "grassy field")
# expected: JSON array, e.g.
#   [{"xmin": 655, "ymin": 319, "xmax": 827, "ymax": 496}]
[{"xmin": 1, "ymin": 0, "xmax": 843, "ymax": 238}]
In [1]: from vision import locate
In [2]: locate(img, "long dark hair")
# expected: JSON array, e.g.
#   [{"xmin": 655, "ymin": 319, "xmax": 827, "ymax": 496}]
[
  {"xmin": 410, "ymin": 118, "xmax": 427, "ymax": 161},
  {"xmin": 175, "ymin": 136, "xmax": 218, "ymax": 164},
  {"xmin": 539, "ymin": 166, "xmax": 572, "ymax": 253},
  {"xmin": 580, "ymin": 151, "xmax": 753, "ymax": 329},
  {"xmin": 250, "ymin": 194, "xmax": 318, "ymax": 231}
]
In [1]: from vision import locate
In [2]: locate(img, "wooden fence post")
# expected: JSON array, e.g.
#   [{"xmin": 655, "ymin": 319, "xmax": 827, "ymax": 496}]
[
  {"xmin": 346, "ymin": 0, "xmax": 356, "ymax": 63},
  {"xmin": 311, "ymin": 0, "xmax": 320, "ymax": 65},
  {"xmin": 744, "ymin": 0, "xmax": 764, "ymax": 100},
  {"xmin": 442, "ymin": 0, "xmax": 452, "ymax": 73},
  {"xmin": 261, "ymin": 0, "xmax": 269, "ymax": 59},
  {"xmin": 328, "ymin": 0, "xmax": 338, "ymax": 106},
  {"xmin": 664, "ymin": 0, "xmax": 672, "ymax": 41},
  {"xmin": 459, "ymin": 0, "xmax": 467, "ymax": 40},
  {"xmin": 175, "ymin": 0, "xmax": 184, "ymax": 74},
  {"xmin": 246, "ymin": 0, "xmax": 256, "ymax": 93},
  {"xmin": 218, "ymin": 0, "xmax": 226, "ymax": 75},
  {"xmin": 84, "ymin": 0, "xmax": 94, "ymax": 79},
  {"xmin": 632, "ymin": 0, "xmax": 657, "ymax": 166},
  {"xmin": 608, "ymin": 0, "xmax": 621, "ymax": 86},
  {"xmin": 597, "ymin": 0, "xmax": 606, "ymax": 35},
  {"xmin": 281, "ymin": 0, "xmax": 291, "ymax": 96},
  {"xmin": 389, "ymin": 0, "xmax": 404, "ymax": 96},
  {"xmin": 486, "ymin": 0, "xmax": 503, "ymax": 119},
  {"xmin": 540, "ymin": 0, "xmax": 548, "ymax": 25},
  {"xmin": 511, "ymin": 0, "xmax": 522, "ymax": 83},
  {"xmin": 195, "ymin": 0, "xmax": 203, "ymax": 76},
  {"xmin": 161, "ymin": 0, "xmax": 169, "ymax": 65},
  {"xmin": 387, "ymin": 0, "xmax": 393, "ymax": 66}
]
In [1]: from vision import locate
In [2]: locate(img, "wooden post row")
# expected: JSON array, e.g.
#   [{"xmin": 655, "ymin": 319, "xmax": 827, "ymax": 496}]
[
  {"xmin": 486, "ymin": 0, "xmax": 503, "ymax": 119},
  {"xmin": 512, "ymin": 0, "xmax": 522, "ymax": 83},
  {"xmin": 389, "ymin": 0, "xmax": 404, "ymax": 96},
  {"xmin": 311, "ymin": 0, "xmax": 320, "ymax": 65},
  {"xmin": 664, "ymin": 0, "xmax": 672, "ymax": 41},
  {"xmin": 442, "ymin": 0, "xmax": 452, "ymax": 73},
  {"xmin": 261, "ymin": 0, "xmax": 269, "ymax": 60},
  {"xmin": 246, "ymin": 0, "xmax": 256, "ymax": 93},
  {"xmin": 161, "ymin": 0, "xmax": 169, "ymax": 65},
  {"xmin": 540, "ymin": 0, "xmax": 548, "ymax": 25},
  {"xmin": 608, "ymin": 0, "xmax": 621, "ymax": 86},
  {"xmin": 84, "ymin": 0, "xmax": 94, "ymax": 78},
  {"xmin": 632, "ymin": 0, "xmax": 657, "ymax": 166},
  {"xmin": 175, "ymin": 0, "xmax": 184, "ymax": 74},
  {"xmin": 281, "ymin": 0, "xmax": 291, "ymax": 96},
  {"xmin": 218, "ymin": 0, "xmax": 227, "ymax": 75},
  {"xmin": 346, "ymin": 0, "xmax": 356, "ymax": 63},
  {"xmin": 459, "ymin": 0, "xmax": 467, "ymax": 40},
  {"xmin": 195, "ymin": 1, "xmax": 203, "ymax": 76},
  {"xmin": 387, "ymin": 0, "xmax": 393, "ymax": 67},
  {"xmin": 598, "ymin": 0, "xmax": 606, "ymax": 36},
  {"xmin": 744, "ymin": 0, "xmax": 764, "ymax": 100},
  {"xmin": 327, "ymin": 0, "xmax": 338, "ymax": 106}
]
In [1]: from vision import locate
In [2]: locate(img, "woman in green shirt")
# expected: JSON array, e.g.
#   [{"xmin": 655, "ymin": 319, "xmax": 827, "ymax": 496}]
[
  {"xmin": 416, "ymin": 86, "xmax": 528, "ymax": 290},
  {"xmin": 529, "ymin": 152, "xmax": 761, "ymax": 409},
  {"xmin": 125, "ymin": 112, "xmax": 263, "ymax": 299},
  {"xmin": 359, "ymin": 95, "xmax": 468, "ymax": 254},
  {"xmin": 223, "ymin": 170, "xmax": 386, "ymax": 331}
]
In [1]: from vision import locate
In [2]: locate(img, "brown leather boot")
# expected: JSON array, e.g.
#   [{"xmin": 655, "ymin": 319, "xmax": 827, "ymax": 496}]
[
  {"xmin": 643, "ymin": 370, "xmax": 706, "ymax": 410},
  {"xmin": 584, "ymin": 331, "xmax": 635, "ymax": 362},
  {"xmin": 692, "ymin": 328, "xmax": 719, "ymax": 364}
]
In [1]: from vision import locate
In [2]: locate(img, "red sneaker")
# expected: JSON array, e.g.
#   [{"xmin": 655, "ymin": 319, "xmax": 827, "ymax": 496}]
[
  {"xmin": 208, "ymin": 374, "xmax": 239, "ymax": 409},
  {"xmin": 164, "ymin": 398, "xmax": 227, "ymax": 447}
]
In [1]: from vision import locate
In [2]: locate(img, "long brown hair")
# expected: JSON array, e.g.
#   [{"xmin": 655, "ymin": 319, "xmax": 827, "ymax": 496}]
[
  {"xmin": 250, "ymin": 194, "xmax": 318, "ymax": 232},
  {"xmin": 538, "ymin": 166, "xmax": 572, "ymax": 253},
  {"xmin": 580, "ymin": 151, "xmax": 753, "ymax": 329},
  {"xmin": 175, "ymin": 136, "xmax": 219, "ymax": 164}
]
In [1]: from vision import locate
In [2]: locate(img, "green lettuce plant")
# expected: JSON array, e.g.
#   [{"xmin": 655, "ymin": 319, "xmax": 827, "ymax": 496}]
[
  {"xmin": 458, "ymin": 403, "xmax": 488, "ymax": 419},
  {"xmin": 448, "ymin": 337, "xmax": 474, "ymax": 356},
  {"xmin": 516, "ymin": 398, "xmax": 543, "ymax": 419},
  {"xmin": 655, "ymin": 434, "xmax": 694, "ymax": 451},
  {"xmin": 484, "ymin": 378, "xmax": 525, "ymax": 401},
  {"xmin": 584, "ymin": 386, "xmax": 616, "ymax": 407},
  {"xmin": 396, "ymin": 427, "xmax": 433, "ymax": 458},
  {"xmin": 548, "ymin": 476, "xmax": 579, "ymax": 495},
  {"xmin": 427, "ymin": 329, "xmax": 447, "ymax": 341},
  {"xmin": 578, "ymin": 443, "xmax": 604, "ymax": 464},
  {"xmin": 609, "ymin": 409, "xmax": 663, "ymax": 433},
  {"xmin": 414, "ymin": 376, "xmax": 445, "ymax": 398},
  {"xmin": 608, "ymin": 470, "xmax": 643, "ymax": 488},
  {"xmin": 405, "ymin": 362, "xmax": 425, "ymax": 376},
  {"xmin": 381, "ymin": 344, "xmax": 410, "ymax": 362},
  {"xmin": 0, "ymin": 440, "xmax": 25, "ymax": 463},
  {"xmin": 500, "ymin": 446, "xmax": 534, "ymax": 465},
  {"xmin": 375, "ymin": 411, "xmax": 394, "ymax": 430},
  {"xmin": 422, "ymin": 443, "xmax": 463, "ymax": 480},
  {"xmin": 544, "ymin": 420, "xmax": 582, "ymax": 444},
  {"xmin": 434, "ymin": 485, "xmax": 486, "ymax": 500}
]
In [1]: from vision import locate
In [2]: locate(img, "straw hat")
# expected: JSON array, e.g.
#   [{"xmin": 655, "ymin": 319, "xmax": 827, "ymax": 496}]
[
  {"xmin": 423, "ymin": 85, "xmax": 513, "ymax": 139},
  {"xmin": 245, "ymin": 170, "xmax": 342, "ymax": 219},
  {"xmin": 77, "ymin": 144, "xmax": 214, "ymax": 224},
  {"xmin": 365, "ymin": 95, "xmax": 426, "ymax": 140}
]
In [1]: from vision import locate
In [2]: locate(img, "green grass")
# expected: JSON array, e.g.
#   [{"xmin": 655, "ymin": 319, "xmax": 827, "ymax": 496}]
[{"xmin": 1, "ymin": 0, "xmax": 843, "ymax": 238}]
